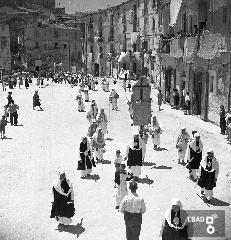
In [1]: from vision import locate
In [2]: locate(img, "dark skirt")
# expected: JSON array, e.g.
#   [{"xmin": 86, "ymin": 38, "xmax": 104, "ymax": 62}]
[
  {"xmin": 162, "ymin": 220, "xmax": 189, "ymax": 240},
  {"xmin": 198, "ymin": 167, "xmax": 216, "ymax": 190},
  {"xmin": 220, "ymin": 117, "xmax": 226, "ymax": 130},
  {"xmin": 185, "ymin": 101, "xmax": 191, "ymax": 110},
  {"xmin": 50, "ymin": 188, "xmax": 75, "ymax": 219},
  {"xmin": 127, "ymin": 148, "xmax": 142, "ymax": 167},
  {"xmin": 189, "ymin": 147, "xmax": 202, "ymax": 169},
  {"xmin": 77, "ymin": 154, "xmax": 93, "ymax": 170},
  {"xmin": 33, "ymin": 98, "xmax": 41, "ymax": 107}
]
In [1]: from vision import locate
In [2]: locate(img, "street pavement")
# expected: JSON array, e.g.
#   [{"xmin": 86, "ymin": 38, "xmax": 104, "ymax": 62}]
[{"xmin": 0, "ymin": 78, "xmax": 230, "ymax": 240}]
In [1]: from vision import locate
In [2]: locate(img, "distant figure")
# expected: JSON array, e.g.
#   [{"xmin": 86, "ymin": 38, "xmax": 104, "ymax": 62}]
[
  {"xmin": 33, "ymin": 90, "xmax": 43, "ymax": 110},
  {"xmin": 157, "ymin": 89, "xmax": 163, "ymax": 111},
  {"xmin": 8, "ymin": 100, "xmax": 19, "ymax": 126},
  {"xmin": 0, "ymin": 115, "xmax": 7, "ymax": 139},
  {"xmin": 219, "ymin": 105, "xmax": 226, "ymax": 135}
]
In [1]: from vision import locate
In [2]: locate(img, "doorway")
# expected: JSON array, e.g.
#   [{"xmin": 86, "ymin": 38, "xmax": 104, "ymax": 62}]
[
  {"xmin": 94, "ymin": 63, "xmax": 99, "ymax": 77},
  {"xmin": 165, "ymin": 68, "xmax": 172, "ymax": 103},
  {"xmin": 193, "ymin": 72, "xmax": 202, "ymax": 115}
]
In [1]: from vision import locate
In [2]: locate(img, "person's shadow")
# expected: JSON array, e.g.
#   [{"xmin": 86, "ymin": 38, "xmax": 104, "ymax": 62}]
[
  {"xmin": 57, "ymin": 218, "xmax": 85, "ymax": 237},
  {"xmin": 86, "ymin": 174, "xmax": 100, "ymax": 181},
  {"xmin": 138, "ymin": 175, "xmax": 154, "ymax": 185},
  {"xmin": 210, "ymin": 198, "xmax": 230, "ymax": 206}
]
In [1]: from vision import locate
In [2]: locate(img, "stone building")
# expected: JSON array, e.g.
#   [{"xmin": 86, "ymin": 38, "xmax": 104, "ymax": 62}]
[
  {"xmin": 24, "ymin": 21, "xmax": 82, "ymax": 72},
  {"xmin": 0, "ymin": 23, "xmax": 11, "ymax": 72}
]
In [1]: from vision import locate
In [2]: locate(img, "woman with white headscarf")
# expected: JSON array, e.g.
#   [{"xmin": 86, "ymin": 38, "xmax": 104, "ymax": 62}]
[
  {"xmin": 97, "ymin": 108, "xmax": 108, "ymax": 135},
  {"xmin": 187, "ymin": 133, "xmax": 203, "ymax": 180},
  {"xmin": 77, "ymin": 137, "xmax": 95, "ymax": 178},
  {"xmin": 92, "ymin": 128, "xmax": 106, "ymax": 163},
  {"xmin": 176, "ymin": 128, "xmax": 190, "ymax": 165},
  {"xmin": 149, "ymin": 116, "xmax": 162, "ymax": 150},
  {"xmin": 160, "ymin": 198, "xmax": 188, "ymax": 240},
  {"xmin": 125, "ymin": 131, "xmax": 143, "ymax": 182},
  {"xmin": 197, "ymin": 149, "xmax": 219, "ymax": 203},
  {"xmin": 50, "ymin": 170, "xmax": 75, "ymax": 226}
]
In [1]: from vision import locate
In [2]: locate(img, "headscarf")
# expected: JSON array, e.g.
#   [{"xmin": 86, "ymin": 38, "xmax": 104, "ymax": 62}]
[
  {"xmin": 152, "ymin": 116, "xmax": 160, "ymax": 128},
  {"xmin": 79, "ymin": 137, "xmax": 92, "ymax": 159},
  {"xmin": 128, "ymin": 131, "xmax": 143, "ymax": 149},
  {"xmin": 164, "ymin": 198, "xmax": 187, "ymax": 229},
  {"xmin": 53, "ymin": 169, "xmax": 72, "ymax": 196},
  {"xmin": 189, "ymin": 133, "xmax": 203, "ymax": 152},
  {"xmin": 200, "ymin": 150, "xmax": 219, "ymax": 177}
]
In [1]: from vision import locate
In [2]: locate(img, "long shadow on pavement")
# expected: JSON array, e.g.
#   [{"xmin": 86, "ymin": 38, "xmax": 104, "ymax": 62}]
[
  {"xmin": 143, "ymin": 161, "xmax": 156, "ymax": 166},
  {"xmin": 139, "ymin": 176, "xmax": 154, "ymax": 185},
  {"xmin": 56, "ymin": 218, "xmax": 85, "ymax": 237},
  {"xmin": 85, "ymin": 174, "xmax": 100, "ymax": 181},
  {"xmin": 105, "ymin": 138, "xmax": 113, "ymax": 141},
  {"xmin": 210, "ymin": 198, "xmax": 230, "ymax": 206},
  {"xmin": 155, "ymin": 147, "xmax": 168, "ymax": 152},
  {"xmin": 151, "ymin": 165, "xmax": 172, "ymax": 170},
  {"xmin": 101, "ymin": 160, "xmax": 111, "ymax": 164}
]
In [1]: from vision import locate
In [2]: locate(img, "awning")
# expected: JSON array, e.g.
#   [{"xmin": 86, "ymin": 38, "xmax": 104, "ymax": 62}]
[
  {"xmin": 170, "ymin": 0, "xmax": 183, "ymax": 26},
  {"xmin": 118, "ymin": 52, "xmax": 129, "ymax": 63}
]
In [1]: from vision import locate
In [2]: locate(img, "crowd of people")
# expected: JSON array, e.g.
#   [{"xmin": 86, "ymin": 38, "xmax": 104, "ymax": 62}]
[{"xmin": 0, "ymin": 69, "xmax": 225, "ymax": 240}]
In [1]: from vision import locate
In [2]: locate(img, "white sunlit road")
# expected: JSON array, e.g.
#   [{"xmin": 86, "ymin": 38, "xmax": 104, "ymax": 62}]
[{"xmin": 0, "ymin": 78, "xmax": 230, "ymax": 240}]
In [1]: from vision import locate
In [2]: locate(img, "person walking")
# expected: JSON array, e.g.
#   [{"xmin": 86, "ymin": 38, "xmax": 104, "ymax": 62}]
[
  {"xmin": 50, "ymin": 169, "xmax": 75, "ymax": 227},
  {"xmin": 187, "ymin": 133, "xmax": 203, "ymax": 181},
  {"xmin": 25, "ymin": 76, "xmax": 29, "ymax": 89},
  {"xmin": 97, "ymin": 108, "xmax": 108, "ymax": 136},
  {"xmin": 0, "ymin": 115, "xmax": 7, "ymax": 139},
  {"xmin": 92, "ymin": 128, "xmax": 106, "ymax": 163},
  {"xmin": 157, "ymin": 89, "xmax": 163, "ymax": 111},
  {"xmin": 184, "ymin": 92, "xmax": 191, "ymax": 115},
  {"xmin": 219, "ymin": 105, "xmax": 226, "ymax": 135},
  {"xmin": 111, "ymin": 89, "xmax": 119, "ymax": 111},
  {"xmin": 33, "ymin": 90, "xmax": 43, "ymax": 110},
  {"xmin": 149, "ymin": 116, "xmax": 162, "ymax": 150},
  {"xmin": 125, "ymin": 132, "xmax": 143, "ymax": 182},
  {"xmin": 120, "ymin": 181, "xmax": 146, "ymax": 240},
  {"xmin": 115, "ymin": 164, "xmax": 133, "ymax": 209},
  {"xmin": 8, "ymin": 100, "xmax": 19, "ymax": 126},
  {"xmin": 86, "ymin": 104, "xmax": 98, "ymax": 123},
  {"xmin": 173, "ymin": 89, "xmax": 179, "ymax": 109},
  {"xmin": 76, "ymin": 91, "xmax": 85, "ymax": 112},
  {"xmin": 160, "ymin": 198, "xmax": 188, "ymax": 240},
  {"xmin": 197, "ymin": 149, "xmax": 219, "ymax": 203},
  {"xmin": 77, "ymin": 137, "xmax": 95, "ymax": 178},
  {"xmin": 176, "ymin": 128, "xmax": 190, "ymax": 165},
  {"xmin": 7, "ymin": 92, "xmax": 13, "ymax": 106}
]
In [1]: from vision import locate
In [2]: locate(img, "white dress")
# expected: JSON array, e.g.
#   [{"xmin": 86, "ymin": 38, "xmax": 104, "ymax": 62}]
[{"xmin": 116, "ymin": 172, "xmax": 129, "ymax": 206}]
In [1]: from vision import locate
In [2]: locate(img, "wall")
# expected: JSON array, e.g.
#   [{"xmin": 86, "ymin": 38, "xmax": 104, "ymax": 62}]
[{"xmin": 0, "ymin": 24, "xmax": 11, "ymax": 71}]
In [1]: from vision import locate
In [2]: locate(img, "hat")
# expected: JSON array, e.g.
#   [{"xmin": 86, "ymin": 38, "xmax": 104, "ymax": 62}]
[
  {"xmin": 207, "ymin": 149, "xmax": 214, "ymax": 154},
  {"xmin": 116, "ymin": 150, "xmax": 121, "ymax": 153}
]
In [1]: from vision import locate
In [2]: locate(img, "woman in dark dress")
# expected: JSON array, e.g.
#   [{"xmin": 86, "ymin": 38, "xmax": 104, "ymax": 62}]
[
  {"xmin": 33, "ymin": 90, "xmax": 43, "ymax": 110},
  {"xmin": 50, "ymin": 170, "xmax": 75, "ymax": 226},
  {"xmin": 219, "ymin": 105, "xmax": 226, "ymax": 134},
  {"xmin": 160, "ymin": 199, "xmax": 189, "ymax": 240},
  {"xmin": 78, "ymin": 137, "xmax": 95, "ymax": 178},
  {"xmin": 197, "ymin": 150, "xmax": 219, "ymax": 203},
  {"xmin": 25, "ymin": 77, "xmax": 29, "ymax": 89}
]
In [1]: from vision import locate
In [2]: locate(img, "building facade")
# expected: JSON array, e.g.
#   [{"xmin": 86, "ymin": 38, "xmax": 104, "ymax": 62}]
[
  {"xmin": 0, "ymin": 23, "xmax": 11, "ymax": 72},
  {"xmin": 78, "ymin": 0, "xmax": 231, "ymax": 125},
  {"xmin": 24, "ymin": 21, "xmax": 82, "ymax": 72}
]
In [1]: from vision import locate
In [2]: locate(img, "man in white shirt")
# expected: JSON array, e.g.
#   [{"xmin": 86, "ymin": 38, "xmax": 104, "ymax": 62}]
[{"xmin": 120, "ymin": 182, "xmax": 146, "ymax": 240}]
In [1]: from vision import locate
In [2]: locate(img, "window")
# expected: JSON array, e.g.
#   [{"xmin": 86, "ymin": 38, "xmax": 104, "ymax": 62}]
[
  {"xmin": 222, "ymin": 7, "xmax": 227, "ymax": 23},
  {"xmin": 152, "ymin": 17, "xmax": 155, "ymax": 30},
  {"xmin": 133, "ymin": 43, "xmax": 137, "ymax": 52},
  {"xmin": 159, "ymin": 13, "xmax": 163, "ymax": 27},
  {"xmin": 90, "ymin": 45, "xmax": 93, "ymax": 53},
  {"xmin": 35, "ymin": 41, "xmax": 39, "ymax": 48},
  {"xmin": 188, "ymin": 16, "xmax": 193, "ymax": 34},
  {"xmin": 55, "ymin": 42, "xmax": 58, "ymax": 49},
  {"xmin": 54, "ymin": 30, "xmax": 59, "ymax": 39},
  {"xmin": 63, "ymin": 44, "xmax": 67, "ymax": 49},
  {"xmin": 182, "ymin": 13, "xmax": 187, "ymax": 33},
  {"xmin": 209, "ymin": 70, "xmax": 216, "ymax": 94}
]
